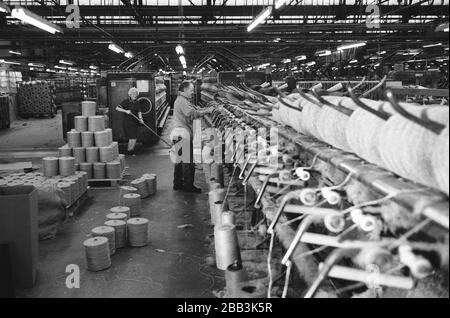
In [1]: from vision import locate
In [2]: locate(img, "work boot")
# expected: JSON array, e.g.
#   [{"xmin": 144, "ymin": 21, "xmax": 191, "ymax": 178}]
[{"xmin": 183, "ymin": 186, "xmax": 202, "ymax": 194}]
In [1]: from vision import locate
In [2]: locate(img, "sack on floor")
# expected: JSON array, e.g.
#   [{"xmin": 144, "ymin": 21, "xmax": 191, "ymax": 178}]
[{"xmin": 36, "ymin": 185, "xmax": 66, "ymax": 241}]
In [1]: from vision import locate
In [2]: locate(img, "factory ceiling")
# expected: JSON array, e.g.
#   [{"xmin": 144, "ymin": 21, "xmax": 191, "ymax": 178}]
[{"xmin": 0, "ymin": 0, "xmax": 448, "ymax": 71}]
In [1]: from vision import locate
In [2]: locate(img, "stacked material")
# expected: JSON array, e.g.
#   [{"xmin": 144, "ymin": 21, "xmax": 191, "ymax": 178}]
[
  {"xmin": 130, "ymin": 178, "xmax": 149, "ymax": 198},
  {"xmin": 119, "ymin": 186, "xmax": 138, "ymax": 204},
  {"xmin": 17, "ymin": 80, "xmax": 55, "ymax": 117},
  {"xmin": 142, "ymin": 174, "xmax": 157, "ymax": 195},
  {"xmin": 2, "ymin": 171, "xmax": 89, "ymax": 206},
  {"xmin": 83, "ymin": 237, "xmax": 111, "ymax": 271},
  {"xmin": 122, "ymin": 193, "xmax": 141, "ymax": 217},
  {"xmin": 104, "ymin": 220, "xmax": 127, "ymax": 249},
  {"xmin": 271, "ymin": 93, "xmax": 450, "ymax": 195},
  {"xmin": 109, "ymin": 206, "xmax": 131, "ymax": 219},
  {"xmin": 127, "ymin": 218, "xmax": 149, "ymax": 247},
  {"xmin": 91, "ymin": 226, "xmax": 116, "ymax": 255},
  {"xmin": 46, "ymin": 101, "xmax": 123, "ymax": 180}
]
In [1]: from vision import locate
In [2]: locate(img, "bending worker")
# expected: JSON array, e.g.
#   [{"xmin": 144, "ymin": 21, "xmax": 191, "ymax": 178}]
[
  {"xmin": 172, "ymin": 81, "xmax": 213, "ymax": 193},
  {"xmin": 115, "ymin": 87, "xmax": 144, "ymax": 155}
]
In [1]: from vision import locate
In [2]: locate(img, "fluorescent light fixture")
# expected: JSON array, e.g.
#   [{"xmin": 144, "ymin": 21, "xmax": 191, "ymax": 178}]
[
  {"xmin": 176, "ymin": 45, "xmax": 184, "ymax": 55},
  {"xmin": 317, "ymin": 50, "xmax": 332, "ymax": 57},
  {"xmin": 377, "ymin": 51, "xmax": 386, "ymax": 55},
  {"xmin": 291, "ymin": 66, "xmax": 298, "ymax": 70},
  {"xmin": 337, "ymin": 42, "xmax": 366, "ymax": 51},
  {"xmin": 11, "ymin": 6, "xmax": 62, "ymax": 34},
  {"xmin": 306, "ymin": 61, "xmax": 316, "ymax": 66},
  {"xmin": 80, "ymin": 69, "xmax": 88, "ymax": 72},
  {"xmin": 282, "ymin": 59, "xmax": 291, "ymax": 64},
  {"xmin": 9, "ymin": 50, "xmax": 21, "ymax": 55},
  {"xmin": 59, "ymin": 59, "xmax": 74, "ymax": 65},
  {"xmin": 295, "ymin": 55, "xmax": 307, "ymax": 61},
  {"xmin": 247, "ymin": 7, "xmax": 272, "ymax": 32},
  {"xmin": 349, "ymin": 59, "xmax": 358, "ymax": 64},
  {"xmin": 68, "ymin": 67, "xmax": 78, "ymax": 71},
  {"xmin": 89, "ymin": 65, "xmax": 98, "ymax": 70},
  {"xmin": 275, "ymin": 0, "xmax": 289, "ymax": 9},
  {"xmin": 183, "ymin": 71, "xmax": 187, "ymax": 75},
  {"xmin": 374, "ymin": 63, "xmax": 380, "ymax": 67},
  {"xmin": 125, "ymin": 52, "xmax": 133, "ymax": 58},
  {"xmin": 271, "ymin": 64, "xmax": 277, "ymax": 67},
  {"xmin": 108, "ymin": 43, "xmax": 124, "ymax": 54},
  {"xmin": 28, "ymin": 62, "xmax": 44, "ymax": 68},
  {"xmin": 245, "ymin": 67, "xmax": 253, "ymax": 71},
  {"xmin": 259, "ymin": 63, "xmax": 270, "ymax": 68},
  {"xmin": 423, "ymin": 43, "xmax": 442, "ymax": 48},
  {"xmin": 54, "ymin": 65, "xmax": 66, "ymax": 70},
  {"xmin": 179, "ymin": 55, "xmax": 186, "ymax": 65}
]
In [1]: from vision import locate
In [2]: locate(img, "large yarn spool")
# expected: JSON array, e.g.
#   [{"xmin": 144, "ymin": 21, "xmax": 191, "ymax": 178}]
[
  {"xmin": 142, "ymin": 174, "xmax": 157, "ymax": 195},
  {"xmin": 58, "ymin": 145, "xmax": 72, "ymax": 157},
  {"xmin": 99, "ymin": 146, "xmax": 114, "ymax": 163},
  {"xmin": 432, "ymin": 127, "xmax": 449, "ymax": 195},
  {"xmin": 209, "ymin": 189, "xmax": 227, "ymax": 222},
  {"xmin": 74, "ymin": 116, "xmax": 88, "ymax": 132},
  {"xmin": 221, "ymin": 211, "xmax": 236, "ymax": 226},
  {"xmin": 81, "ymin": 131, "xmax": 94, "ymax": 147},
  {"xmin": 214, "ymin": 224, "xmax": 241, "ymax": 270},
  {"xmin": 106, "ymin": 212, "xmax": 128, "ymax": 222},
  {"xmin": 83, "ymin": 237, "xmax": 111, "ymax": 272},
  {"xmin": 81, "ymin": 101, "xmax": 96, "ymax": 117},
  {"xmin": 73, "ymin": 147, "xmax": 86, "ymax": 164},
  {"xmin": 106, "ymin": 129, "xmax": 113, "ymax": 144},
  {"xmin": 213, "ymin": 200, "xmax": 229, "ymax": 226},
  {"xmin": 110, "ymin": 206, "xmax": 131, "ymax": 219},
  {"xmin": 123, "ymin": 193, "xmax": 141, "ymax": 217},
  {"xmin": 59, "ymin": 157, "xmax": 75, "ymax": 176},
  {"xmin": 118, "ymin": 154, "xmax": 126, "ymax": 172},
  {"xmin": 88, "ymin": 115, "xmax": 105, "ymax": 132},
  {"xmin": 86, "ymin": 147, "xmax": 99, "ymax": 163},
  {"xmin": 105, "ymin": 220, "xmax": 127, "ymax": 249},
  {"xmin": 43, "ymin": 157, "xmax": 59, "ymax": 177},
  {"xmin": 225, "ymin": 262, "xmax": 249, "ymax": 298},
  {"xmin": 111, "ymin": 141, "xmax": 119, "ymax": 159},
  {"xmin": 67, "ymin": 130, "xmax": 81, "ymax": 148},
  {"xmin": 131, "ymin": 178, "xmax": 149, "ymax": 198},
  {"xmin": 106, "ymin": 161, "xmax": 122, "ymax": 179},
  {"xmin": 127, "ymin": 218, "xmax": 149, "ymax": 247},
  {"xmin": 79, "ymin": 162, "xmax": 93, "ymax": 179},
  {"xmin": 65, "ymin": 177, "xmax": 80, "ymax": 199},
  {"xmin": 57, "ymin": 182, "xmax": 72, "ymax": 204},
  {"xmin": 75, "ymin": 171, "xmax": 88, "ymax": 192},
  {"xmin": 91, "ymin": 226, "xmax": 116, "ymax": 255},
  {"xmin": 93, "ymin": 162, "xmax": 106, "ymax": 179},
  {"xmin": 94, "ymin": 130, "xmax": 111, "ymax": 147},
  {"xmin": 119, "ymin": 186, "xmax": 138, "ymax": 204}
]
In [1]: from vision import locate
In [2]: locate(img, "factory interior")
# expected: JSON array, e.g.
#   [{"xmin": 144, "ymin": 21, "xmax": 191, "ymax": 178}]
[{"xmin": 0, "ymin": 0, "xmax": 449, "ymax": 299}]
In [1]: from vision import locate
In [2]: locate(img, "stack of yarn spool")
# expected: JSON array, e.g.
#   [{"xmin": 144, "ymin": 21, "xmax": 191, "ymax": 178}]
[
  {"xmin": 0, "ymin": 171, "xmax": 88, "ymax": 207},
  {"xmin": 55, "ymin": 101, "xmax": 123, "ymax": 180},
  {"xmin": 83, "ymin": 207, "xmax": 149, "ymax": 271},
  {"xmin": 129, "ymin": 173, "xmax": 158, "ymax": 199}
]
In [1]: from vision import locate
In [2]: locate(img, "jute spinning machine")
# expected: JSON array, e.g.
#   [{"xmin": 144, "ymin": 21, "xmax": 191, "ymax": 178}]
[{"xmin": 200, "ymin": 73, "xmax": 449, "ymax": 298}]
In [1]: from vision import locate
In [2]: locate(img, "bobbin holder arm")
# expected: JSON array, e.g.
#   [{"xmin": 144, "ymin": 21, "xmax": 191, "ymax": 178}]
[
  {"xmin": 267, "ymin": 190, "xmax": 302, "ymax": 235},
  {"xmin": 255, "ymin": 172, "xmax": 280, "ymax": 209},
  {"xmin": 386, "ymin": 90, "xmax": 446, "ymax": 135},
  {"xmin": 304, "ymin": 248, "xmax": 358, "ymax": 298},
  {"xmin": 348, "ymin": 87, "xmax": 390, "ymax": 121},
  {"xmin": 242, "ymin": 160, "xmax": 258, "ymax": 186},
  {"xmin": 281, "ymin": 214, "xmax": 318, "ymax": 266},
  {"xmin": 238, "ymin": 154, "xmax": 255, "ymax": 179}
]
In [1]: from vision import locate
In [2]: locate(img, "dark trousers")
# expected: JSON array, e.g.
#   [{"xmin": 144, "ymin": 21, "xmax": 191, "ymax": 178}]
[{"xmin": 173, "ymin": 138, "xmax": 195, "ymax": 189}]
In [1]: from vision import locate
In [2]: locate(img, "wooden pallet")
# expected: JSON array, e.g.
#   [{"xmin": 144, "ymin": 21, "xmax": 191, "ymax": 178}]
[
  {"xmin": 87, "ymin": 167, "xmax": 128, "ymax": 189},
  {"xmin": 64, "ymin": 190, "xmax": 89, "ymax": 218}
]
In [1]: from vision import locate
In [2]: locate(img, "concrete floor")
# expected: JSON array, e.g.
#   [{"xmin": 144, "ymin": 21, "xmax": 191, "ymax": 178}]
[
  {"xmin": 0, "ymin": 111, "xmax": 65, "ymax": 150},
  {"xmin": 14, "ymin": 120, "xmax": 223, "ymax": 298}
]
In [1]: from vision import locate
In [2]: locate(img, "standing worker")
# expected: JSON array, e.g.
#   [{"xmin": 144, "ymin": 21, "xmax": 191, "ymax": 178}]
[
  {"xmin": 116, "ymin": 87, "xmax": 144, "ymax": 155},
  {"xmin": 172, "ymin": 81, "xmax": 213, "ymax": 193}
]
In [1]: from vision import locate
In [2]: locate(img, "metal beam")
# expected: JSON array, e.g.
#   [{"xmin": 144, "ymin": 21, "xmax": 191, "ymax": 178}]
[{"xmin": 120, "ymin": 0, "xmax": 146, "ymax": 25}]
